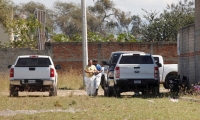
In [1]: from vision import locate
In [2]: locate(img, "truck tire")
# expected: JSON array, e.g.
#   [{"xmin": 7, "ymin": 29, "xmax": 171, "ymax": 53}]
[
  {"xmin": 163, "ymin": 82, "xmax": 169, "ymax": 89},
  {"xmin": 152, "ymin": 81, "xmax": 160, "ymax": 97},
  {"xmin": 165, "ymin": 75, "xmax": 177, "ymax": 90},
  {"xmin": 103, "ymin": 79, "xmax": 114, "ymax": 97},
  {"xmin": 164, "ymin": 75, "xmax": 178, "ymax": 89},
  {"xmin": 152, "ymin": 85, "xmax": 160, "ymax": 97},
  {"xmin": 104, "ymin": 86, "xmax": 113, "ymax": 97},
  {"xmin": 142, "ymin": 87, "xmax": 150, "ymax": 96},
  {"xmin": 49, "ymin": 85, "xmax": 57, "ymax": 96},
  {"xmin": 100, "ymin": 75, "xmax": 105, "ymax": 90},
  {"xmin": 10, "ymin": 85, "xmax": 19, "ymax": 97},
  {"xmin": 113, "ymin": 85, "xmax": 121, "ymax": 98}
]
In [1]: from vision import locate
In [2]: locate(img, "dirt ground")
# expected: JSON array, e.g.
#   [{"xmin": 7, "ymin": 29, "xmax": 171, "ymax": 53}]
[
  {"xmin": 1, "ymin": 87, "xmax": 169, "ymax": 97},
  {"xmin": 0, "ymin": 88, "xmax": 170, "ymax": 117}
]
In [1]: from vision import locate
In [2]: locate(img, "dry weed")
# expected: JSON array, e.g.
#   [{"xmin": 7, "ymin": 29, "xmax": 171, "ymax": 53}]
[
  {"xmin": 0, "ymin": 68, "xmax": 83, "ymax": 92},
  {"xmin": 57, "ymin": 68, "xmax": 83, "ymax": 90}
]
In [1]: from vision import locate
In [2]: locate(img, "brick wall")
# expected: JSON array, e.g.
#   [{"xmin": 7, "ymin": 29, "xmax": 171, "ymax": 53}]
[
  {"xmin": 49, "ymin": 42, "xmax": 177, "ymax": 71},
  {"xmin": 0, "ymin": 42, "xmax": 178, "ymax": 73}
]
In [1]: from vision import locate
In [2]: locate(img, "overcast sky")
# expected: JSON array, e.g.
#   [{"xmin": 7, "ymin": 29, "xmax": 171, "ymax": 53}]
[{"xmin": 12, "ymin": 0, "xmax": 185, "ymax": 17}]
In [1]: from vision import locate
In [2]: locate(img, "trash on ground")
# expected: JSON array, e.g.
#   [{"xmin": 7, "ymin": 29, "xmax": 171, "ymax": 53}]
[
  {"xmin": 193, "ymin": 85, "xmax": 200, "ymax": 92},
  {"xmin": 170, "ymin": 98, "xmax": 179, "ymax": 102},
  {"xmin": 147, "ymin": 100, "xmax": 154, "ymax": 103}
]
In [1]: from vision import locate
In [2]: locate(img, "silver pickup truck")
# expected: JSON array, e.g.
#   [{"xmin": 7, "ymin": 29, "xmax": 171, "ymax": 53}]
[{"xmin": 101, "ymin": 51, "xmax": 178, "ymax": 97}]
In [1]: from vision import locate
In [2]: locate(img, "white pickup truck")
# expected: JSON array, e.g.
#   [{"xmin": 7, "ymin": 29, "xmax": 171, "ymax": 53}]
[
  {"xmin": 8, "ymin": 55, "xmax": 61, "ymax": 97},
  {"xmin": 101, "ymin": 51, "xmax": 178, "ymax": 97},
  {"xmin": 153, "ymin": 55, "xmax": 178, "ymax": 89}
]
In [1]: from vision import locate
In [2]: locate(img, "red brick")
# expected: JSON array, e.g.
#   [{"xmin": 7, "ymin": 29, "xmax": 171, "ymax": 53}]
[{"xmin": 48, "ymin": 42, "xmax": 178, "ymax": 71}]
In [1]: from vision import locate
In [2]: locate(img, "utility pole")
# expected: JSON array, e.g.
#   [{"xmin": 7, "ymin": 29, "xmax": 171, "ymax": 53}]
[{"xmin": 81, "ymin": 0, "xmax": 88, "ymax": 86}]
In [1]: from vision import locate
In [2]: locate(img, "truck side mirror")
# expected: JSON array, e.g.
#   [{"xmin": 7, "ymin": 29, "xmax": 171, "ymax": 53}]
[
  {"xmin": 102, "ymin": 61, "xmax": 108, "ymax": 65},
  {"xmin": 8, "ymin": 65, "xmax": 12, "ymax": 69},
  {"xmin": 55, "ymin": 65, "xmax": 61, "ymax": 69},
  {"xmin": 157, "ymin": 63, "xmax": 162, "ymax": 67}
]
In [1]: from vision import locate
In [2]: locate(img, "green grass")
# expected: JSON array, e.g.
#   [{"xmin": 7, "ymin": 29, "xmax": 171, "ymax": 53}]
[
  {"xmin": 1, "ymin": 72, "xmax": 200, "ymax": 120},
  {"xmin": 0, "ymin": 95, "xmax": 200, "ymax": 120}
]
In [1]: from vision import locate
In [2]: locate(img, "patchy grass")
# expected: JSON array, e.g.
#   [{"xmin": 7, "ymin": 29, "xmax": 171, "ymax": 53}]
[
  {"xmin": 0, "ymin": 95, "xmax": 200, "ymax": 120},
  {"xmin": 0, "ymin": 72, "xmax": 9, "ymax": 91},
  {"xmin": 1, "ymin": 71, "xmax": 200, "ymax": 119}
]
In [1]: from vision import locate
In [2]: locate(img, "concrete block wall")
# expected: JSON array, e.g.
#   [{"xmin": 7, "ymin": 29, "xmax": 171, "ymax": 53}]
[
  {"xmin": 0, "ymin": 48, "xmax": 49, "ymax": 72},
  {"xmin": 189, "ymin": 25, "xmax": 196, "ymax": 83},
  {"xmin": 178, "ymin": 24, "xmax": 196, "ymax": 84},
  {"xmin": 195, "ymin": 0, "xmax": 200, "ymax": 83}
]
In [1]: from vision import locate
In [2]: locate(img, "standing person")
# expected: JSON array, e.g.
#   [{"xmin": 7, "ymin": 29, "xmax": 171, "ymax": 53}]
[
  {"xmin": 84, "ymin": 59, "xmax": 97, "ymax": 96},
  {"xmin": 93, "ymin": 59, "xmax": 103, "ymax": 96}
]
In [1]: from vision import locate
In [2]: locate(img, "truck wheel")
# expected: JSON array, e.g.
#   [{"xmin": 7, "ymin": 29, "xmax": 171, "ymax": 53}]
[
  {"xmin": 163, "ymin": 83, "xmax": 169, "ymax": 89},
  {"xmin": 165, "ymin": 75, "xmax": 177, "ymax": 89},
  {"xmin": 49, "ymin": 85, "xmax": 57, "ymax": 96},
  {"xmin": 10, "ymin": 85, "xmax": 19, "ymax": 97},
  {"xmin": 142, "ymin": 87, "xmax": 150, "ymax": 97},
  {"xmin": 100, "ymin": 75, "xmax": 105, "ymax": 90},
  {"xmin": 113, "ymin": 85, "xmax": 121, "ymax": 98},
  {"xmin": 104, "ymin": 85, "xmax": 113, "ymax": 97},
  {"xmin": 152, "ymin": 85, "xmax": 160, "ymax": 97},
  {"xmin": 104, "ymin": 86, "xmax": 113, "ymax": 97},
  {"xmin": 165, "ymin": 75, "xmax": 177, "ymax": 90}
]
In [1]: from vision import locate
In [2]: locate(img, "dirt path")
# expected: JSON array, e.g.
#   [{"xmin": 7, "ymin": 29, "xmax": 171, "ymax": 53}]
[
  {"xmin": 1, "ymin": 88, "xmax": 169, "ymax": 97},
  {"xmin": 0, "ymin": 88, "xmax": 170, "ymax": 116}
]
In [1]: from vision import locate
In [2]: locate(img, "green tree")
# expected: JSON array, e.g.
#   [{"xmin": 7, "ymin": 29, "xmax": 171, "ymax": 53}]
[
  {"xmin": 0, "ymin": 0, "xmax": 13, "ymax": 28},
  {"xmin": 53, "ymin": 1, "xmax": 102, "ymax": 39},
  {"xmin": 14, "ymin": 1, "xmax": 55, "ymax": 33},
  {"xmin": 117, "ymin": 33, "xmax": 137, "ymax": 42},
  {"xmin": 6, "ymin": 14, "xmax": 42, "ymax": 49},
  {"xmin": 89, "ymin": 0, "xmax": 141, "ymax": 38},
  {"xmin": 140, "ymin": 0, "xmax": 194, "ymax": 42},
  {"xmin": 52, "ymin": 34, "xmax": 70, "ymax": 42},
  {"xmin": 131, "ymin": 15, "xmax": 142, "ymax": 39}
]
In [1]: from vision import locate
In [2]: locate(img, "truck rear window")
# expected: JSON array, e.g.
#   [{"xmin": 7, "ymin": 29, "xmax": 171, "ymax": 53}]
[
  {"xmin": 119, "ymin": 55, "xmax": 153, "ymax": 64},
  {"xmin": 16, "ymin": 58, "xmax": 51, "ymax": 67}
]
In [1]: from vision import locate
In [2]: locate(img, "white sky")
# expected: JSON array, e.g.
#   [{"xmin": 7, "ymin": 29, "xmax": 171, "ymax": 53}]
[{"xmin": 11, "ymin": 0, "xmax": 185, "ymax": 17}]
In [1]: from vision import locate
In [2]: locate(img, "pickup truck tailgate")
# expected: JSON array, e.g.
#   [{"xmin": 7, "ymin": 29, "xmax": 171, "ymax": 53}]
[
  {"xmin": 14, "ymin": 67, "xmax": 50, "ymax": 79},
  {"xmin": 118, "ymin": 64, "xmax": 155, "ymax": 79},
  {"xmin": 12, "ymin": 57, "xmax": 53, "ymax": 79}
]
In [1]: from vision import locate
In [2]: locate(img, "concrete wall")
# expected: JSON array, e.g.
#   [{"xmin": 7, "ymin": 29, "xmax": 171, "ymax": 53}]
[
  {"xmin": 0, "ymin": 42, "xmax": 177, "ymax": 72},
  {"xmin": 178, "ymin": 24, "xmax": 196, "ymax": 84},
  {"xmin": 195, "ymin": 0, "xmax": 200, "ymax": 83},
  {"xmin": 0, "ymin": 48, "xmax": 49, "ymax": 72},
  {"xmin": 177, "ymin": 0, "xmax": 200, "ymax": 85}
]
